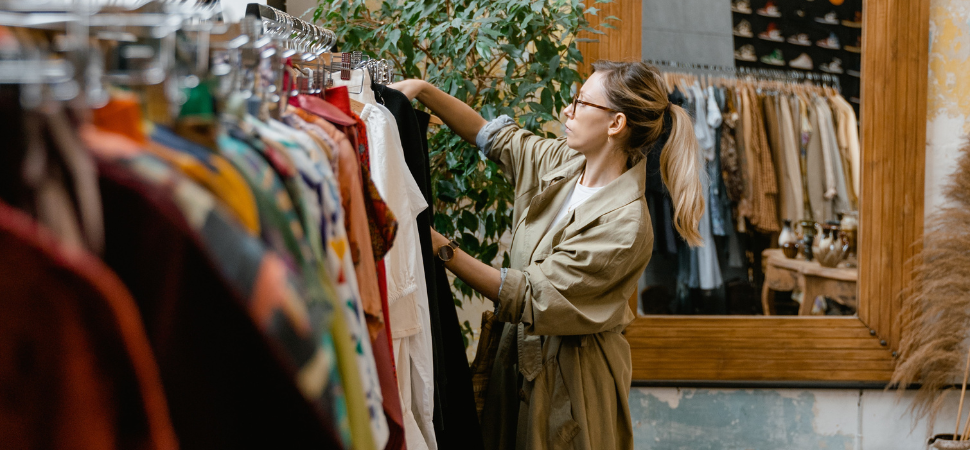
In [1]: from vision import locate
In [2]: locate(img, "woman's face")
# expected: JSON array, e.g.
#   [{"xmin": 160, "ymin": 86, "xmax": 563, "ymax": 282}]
[{"xmin": 563, "ymin": 71, "xmax": 621, "ymax": 153}]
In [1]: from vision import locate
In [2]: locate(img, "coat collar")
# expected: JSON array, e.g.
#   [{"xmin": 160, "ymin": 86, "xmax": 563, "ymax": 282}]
[{"xmin": 519, "ymin": 155, "xmax": 648, "ymax": 263}]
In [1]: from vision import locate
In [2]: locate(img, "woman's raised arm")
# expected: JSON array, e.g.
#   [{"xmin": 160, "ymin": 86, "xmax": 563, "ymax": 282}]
[{"xmin": 388, "ymin": 79, "xmax": 488, "ymax": 145}]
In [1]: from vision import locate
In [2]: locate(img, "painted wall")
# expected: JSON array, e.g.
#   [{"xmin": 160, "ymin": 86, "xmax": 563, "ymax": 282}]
[{"xmin": 641, "ymin": 0, "xmax": 736, "ymax": 67}]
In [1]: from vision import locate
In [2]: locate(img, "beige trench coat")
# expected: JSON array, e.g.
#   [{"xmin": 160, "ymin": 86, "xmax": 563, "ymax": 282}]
[{"xmin": 479, "ymin": 124, "xmax": 653, "ymax": 450}]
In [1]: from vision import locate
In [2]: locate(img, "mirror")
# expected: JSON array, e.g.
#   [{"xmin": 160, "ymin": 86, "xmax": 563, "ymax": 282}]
[
  {"xmin": 578, "ymin": 0, "xmax": 927, "ymax": 382},
  {"xmin": 634, "ymin": 0, "xmax": 864, "ymax": 317}
]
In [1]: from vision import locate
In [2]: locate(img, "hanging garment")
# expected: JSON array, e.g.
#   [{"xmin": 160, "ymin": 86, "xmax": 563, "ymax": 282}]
[
  {"xmin": 316, "ymin": 89, "xmax": 411, "ymax": 450},
  {"xmin": 814, "ymin": 97, "xmax": 853, "ymax": 217},
  {"xmin": 378, "ymin": 90, "xmax": 461, "ymax": 437},
  {"xmin": 360, "ymin": 99, "xmax": 439, "ymax": 450},
  {"xmin": 829, "ymin": 94, "xmax": 861, "ymax": 206},
  {"xmin": 763, "ymin": 94, "xmax": 796, "ymax": 222},
  {"xmin": 411, "ymin": 108, "xmax": 488, "ymax": 450},
  {"xmin": 804, "ymin": 98, "xmax": 830, "ymax": 222},
  {"xmin": 242, "ymin": 114, "xmax": 391, "ymax": 450},
  {"xmin": 706, "ymin": 85, "xmax": 728, "ymax": 237},
  {"xmin": 93, "ymin": 154, "xmax": 345, "ymax": 450},
  {"xmin": 0, "ymin": 201, "xmax": 178, "ymax": 450},
  {"xmin": 146, "ymin": 125, "xmax": 260, "ymax": 235},
  {"xmin": 720, "ymin": 88, "xmax": 745, "ymax": 203},
  {"xmin": 745, "ymin": 89, "xmax": 781, "ymax": 233},
  {"xmin": 778, "ymin": 95, "xmax": 806, "ymax": 222}
]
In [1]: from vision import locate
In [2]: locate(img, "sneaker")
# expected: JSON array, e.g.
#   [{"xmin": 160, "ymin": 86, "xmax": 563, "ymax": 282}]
[
  {"xmin": 734, "ymin": 44, "xmax": 757, "ymax": 61},
  {"xmin": 761, "ymin": 49, "xmax": 785, "ymax": 66},
  {"xmin": 731, "ymin": 0, "xmax": 752, "ymax": 14},
  {"xmin": 815, "ymin": 11, "xmax": 839, "ymax": 24},
  {"xmin": 845, "ymin": 36, "xmax": 861, "ymax": 53},
  {"xmin": 847, "ymin": 69, "xmax": 861, "ymax": 78},
  {"xmin": 820, "ymin": 57, "xmax": 844, "ymax": 74},
  {"xmin": 789, "ymin": 53, "xmax": 813, "ymax": 70},
  {"xmin": 842, "ymin": 11, "xmax": 862, "ymax": 27},
  {"xmin": 817, "ymin": 33, "xmax": 841, "ymax": 50},
  {"xmin": 733, "ymin": 19, "xmax": 754, "ymax": 38},
  {"xmin": 757, "ymin": 0, "xmax": 782, "ymax": 17},
  {"xmin": 787, "ymin": 33, "xmax": 811, "ymax": 46},
  {"xmin": 758, "ymin": 22, "xmax": 784, "ymax": 42}
]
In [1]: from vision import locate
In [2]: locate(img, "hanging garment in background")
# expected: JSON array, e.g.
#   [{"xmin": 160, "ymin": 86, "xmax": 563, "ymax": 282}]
[
  {"xmin": 805, "ymin": 99, "xmax": 831, "ymax": 222},
  {"xmin": 0, "ymin": 201, "xmax": 178, "ymax": 450},
  {"xmin": 815, "ymin": 96, "xmax": 853, "ymax": 218},
  {"xmin": 778, "ymin": 95, "xmax": 806, "ymax": 222},
  {"xmin": 94, "ymin": 155, "xmax": 345, "ymax": 450}
]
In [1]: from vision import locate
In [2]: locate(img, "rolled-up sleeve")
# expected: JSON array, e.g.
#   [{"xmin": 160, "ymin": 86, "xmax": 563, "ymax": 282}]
[
  {"xmin": 493, "ymin": 210, "xmax": 652, "ymax": 336},
  {"xmin": 476, "ymin": 115, "xmax": 516, "ymax": 157}
]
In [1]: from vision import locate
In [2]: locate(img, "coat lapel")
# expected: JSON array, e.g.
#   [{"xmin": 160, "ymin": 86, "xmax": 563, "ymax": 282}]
[{"xmin": 514, "ymin": 157, "xmax": 585, "ymax": 265}]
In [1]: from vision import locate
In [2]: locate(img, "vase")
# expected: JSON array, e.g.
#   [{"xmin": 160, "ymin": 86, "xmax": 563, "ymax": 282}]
[
  {"xmin": 817, "ymin": 228, "xmax": 850, "ymax": 268},
  {"xmin": 840, "ymin": 212, "xmax": 859, "ymax": 267},
  {"xmin": 929, "ymin": 434, "xmax": 970, "ymax": 449},
  {"xmin": 798, "ymin": 220, "xmax": 817, "ymax": 261},
  {"xmin": 779, "ymin": 220, "xmax": 799, "ymax": 259}
]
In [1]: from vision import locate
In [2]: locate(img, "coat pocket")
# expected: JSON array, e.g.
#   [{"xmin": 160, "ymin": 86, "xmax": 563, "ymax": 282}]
[{"xmin": 547, "ymin": 357, "xmax": 580, "ymax": 449}]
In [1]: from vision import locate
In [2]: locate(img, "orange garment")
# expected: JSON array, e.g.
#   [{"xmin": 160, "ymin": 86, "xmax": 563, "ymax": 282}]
[
  {"xmin": 91, "ymin": 93, "xmax": 148, "ymax": 145},
  {"xmin": 292, "ymin": 107, "xmax": 385, "ymax": 341}
]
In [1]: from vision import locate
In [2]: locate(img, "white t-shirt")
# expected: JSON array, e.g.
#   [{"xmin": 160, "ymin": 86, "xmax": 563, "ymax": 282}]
[{"xmin": 547, "ymin": 177, "xmax": 603, "ymax": 234}]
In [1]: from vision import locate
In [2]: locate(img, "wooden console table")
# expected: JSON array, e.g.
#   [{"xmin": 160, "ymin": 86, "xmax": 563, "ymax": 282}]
[{"xmin": 761, "ymin": 249, "xmax": 859, "ymax": 315}]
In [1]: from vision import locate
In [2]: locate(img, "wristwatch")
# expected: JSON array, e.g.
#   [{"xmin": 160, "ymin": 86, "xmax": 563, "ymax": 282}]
[{"xmin": 436, "ymin": 239, "xmax": 460, "ymax": 262}]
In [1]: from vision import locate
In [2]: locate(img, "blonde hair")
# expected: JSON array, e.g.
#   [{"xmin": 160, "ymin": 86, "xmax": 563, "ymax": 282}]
[{"xmin": 591, "ymin": 60, "xmax": 705, "ymax": 247}]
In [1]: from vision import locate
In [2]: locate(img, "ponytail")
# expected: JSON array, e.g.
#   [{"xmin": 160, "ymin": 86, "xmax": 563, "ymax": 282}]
[{"xmin": 660, "ymin": 104, "xmax": 705, "ymax": 247}]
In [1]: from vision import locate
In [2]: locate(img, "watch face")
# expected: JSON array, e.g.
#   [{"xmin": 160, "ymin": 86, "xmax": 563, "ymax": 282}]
[{"xmin": 437, "ymin": 245, "xmax": 455, "ymax": 261}]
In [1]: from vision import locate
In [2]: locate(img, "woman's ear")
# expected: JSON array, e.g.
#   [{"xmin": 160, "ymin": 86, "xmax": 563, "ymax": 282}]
[{"xmin": 609, "ymin": 112, "xmax": 627, "ymax": 137}]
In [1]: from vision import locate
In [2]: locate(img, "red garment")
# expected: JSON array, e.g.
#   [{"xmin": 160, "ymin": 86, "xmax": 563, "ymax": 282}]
[
  {"xmin": 376, "ymin": 258, "xmax": 395, "ymax": 374},
  {"xmin": 0, "ymin": 201, "xmax": 177, "ymax": 450},
  {"xmin": 324, "ymin": 86, "xmax": 398, "ymax": 261}
]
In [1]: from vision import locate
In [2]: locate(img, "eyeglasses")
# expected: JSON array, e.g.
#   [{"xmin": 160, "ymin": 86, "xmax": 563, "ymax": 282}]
[{"xmin": 571, "ymin": 96, "xmax": 618, "ymax": 113}]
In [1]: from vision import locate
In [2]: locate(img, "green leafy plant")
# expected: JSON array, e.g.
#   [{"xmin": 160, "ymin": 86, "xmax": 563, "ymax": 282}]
[{"xmin": 313, "ymin": 0, "xmax": 614, "ymax": 346}]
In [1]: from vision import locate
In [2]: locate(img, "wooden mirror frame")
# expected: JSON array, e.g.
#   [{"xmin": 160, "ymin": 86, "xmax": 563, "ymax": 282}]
[{"xmin": 578, "ymin": 0, "xmax": 929, "ymax": 382}]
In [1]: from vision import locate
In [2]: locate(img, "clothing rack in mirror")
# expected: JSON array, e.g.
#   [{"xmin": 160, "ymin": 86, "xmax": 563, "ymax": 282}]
[{"xmin": 643, "ymin": 58, "xmax": 841, "ymax": 92}]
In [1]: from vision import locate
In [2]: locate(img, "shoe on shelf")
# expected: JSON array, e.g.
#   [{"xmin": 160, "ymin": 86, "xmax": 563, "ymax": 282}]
[
  {"xmin": 815, "ymin": 11, "xmax": 839, "ymax": 24},
  {"xmin": 732, "ymin": 0, "xmax": 752, "ymax": 14},
  {"xmin": 817, "ymin": 33, "xmax": 841, "ymax": 50},
  {"xmin": 845, "ymin": 36, "xmax": 861, "ymax": 53},
  {"xmin": 757, "ymin": 0, "xmax": 782, "ymax": 17},
  {"xmin": 789, "ymin": 53, "xmax": 813, "ymax": 70},
  {"xmin": 735, "ymin": 44, "xmax": 757, "ymax": 61},
  {"xmin": 733, "ymin": 19, "xmax": 754, "ymax": 38},
  {"xmin": 758, "ymin": 22, "xmax": 784, "ymax": 42},
  {"xmin": 820, "ymin": 57, "xmax": 844, "ymax": 74},
  {"xmin": 787, "ymin": 33, "xmax": 811, "ymax": 46},
  {"xmin": 846, "ymin": 69, "xmax": 861, "ymax": 78},
  {"xmin": 843, "ymin": 11, "xmax": 862, "ymax": 27},
  {"xmin": 761, "ymin": 49, "xmax": 785, "ymax": 66}
]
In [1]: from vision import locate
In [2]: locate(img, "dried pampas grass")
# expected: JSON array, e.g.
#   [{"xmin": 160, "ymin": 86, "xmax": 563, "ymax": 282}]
[{"xmin": 891, "ymin": 139, "xmax": 970, "ymax": 433}]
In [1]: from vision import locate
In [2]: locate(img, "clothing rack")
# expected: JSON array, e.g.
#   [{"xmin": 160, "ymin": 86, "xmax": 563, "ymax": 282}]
[{"xmin": 644, "ymin": 58, "xmax": 841, "ymax": 91}]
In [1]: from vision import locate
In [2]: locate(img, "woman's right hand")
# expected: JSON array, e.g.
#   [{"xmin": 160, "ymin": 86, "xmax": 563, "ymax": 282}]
[
  {"xmin": 388, "ymin": 78, "xmax": 488, "ymax": 144},
  {"xmin": 388, "ymin": 79, "xmax": 427, "ymax": 101}
]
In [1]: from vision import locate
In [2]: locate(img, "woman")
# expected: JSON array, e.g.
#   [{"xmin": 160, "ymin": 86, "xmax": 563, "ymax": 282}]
[{"xmin": 390, "ymin": 61, "xmax": 704, "ymax": 449}]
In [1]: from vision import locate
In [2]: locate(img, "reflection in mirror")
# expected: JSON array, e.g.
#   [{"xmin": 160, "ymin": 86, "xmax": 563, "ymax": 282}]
[{"xmin": 637, "ymin": 0, "xmax": 862, "ymax": 317}]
